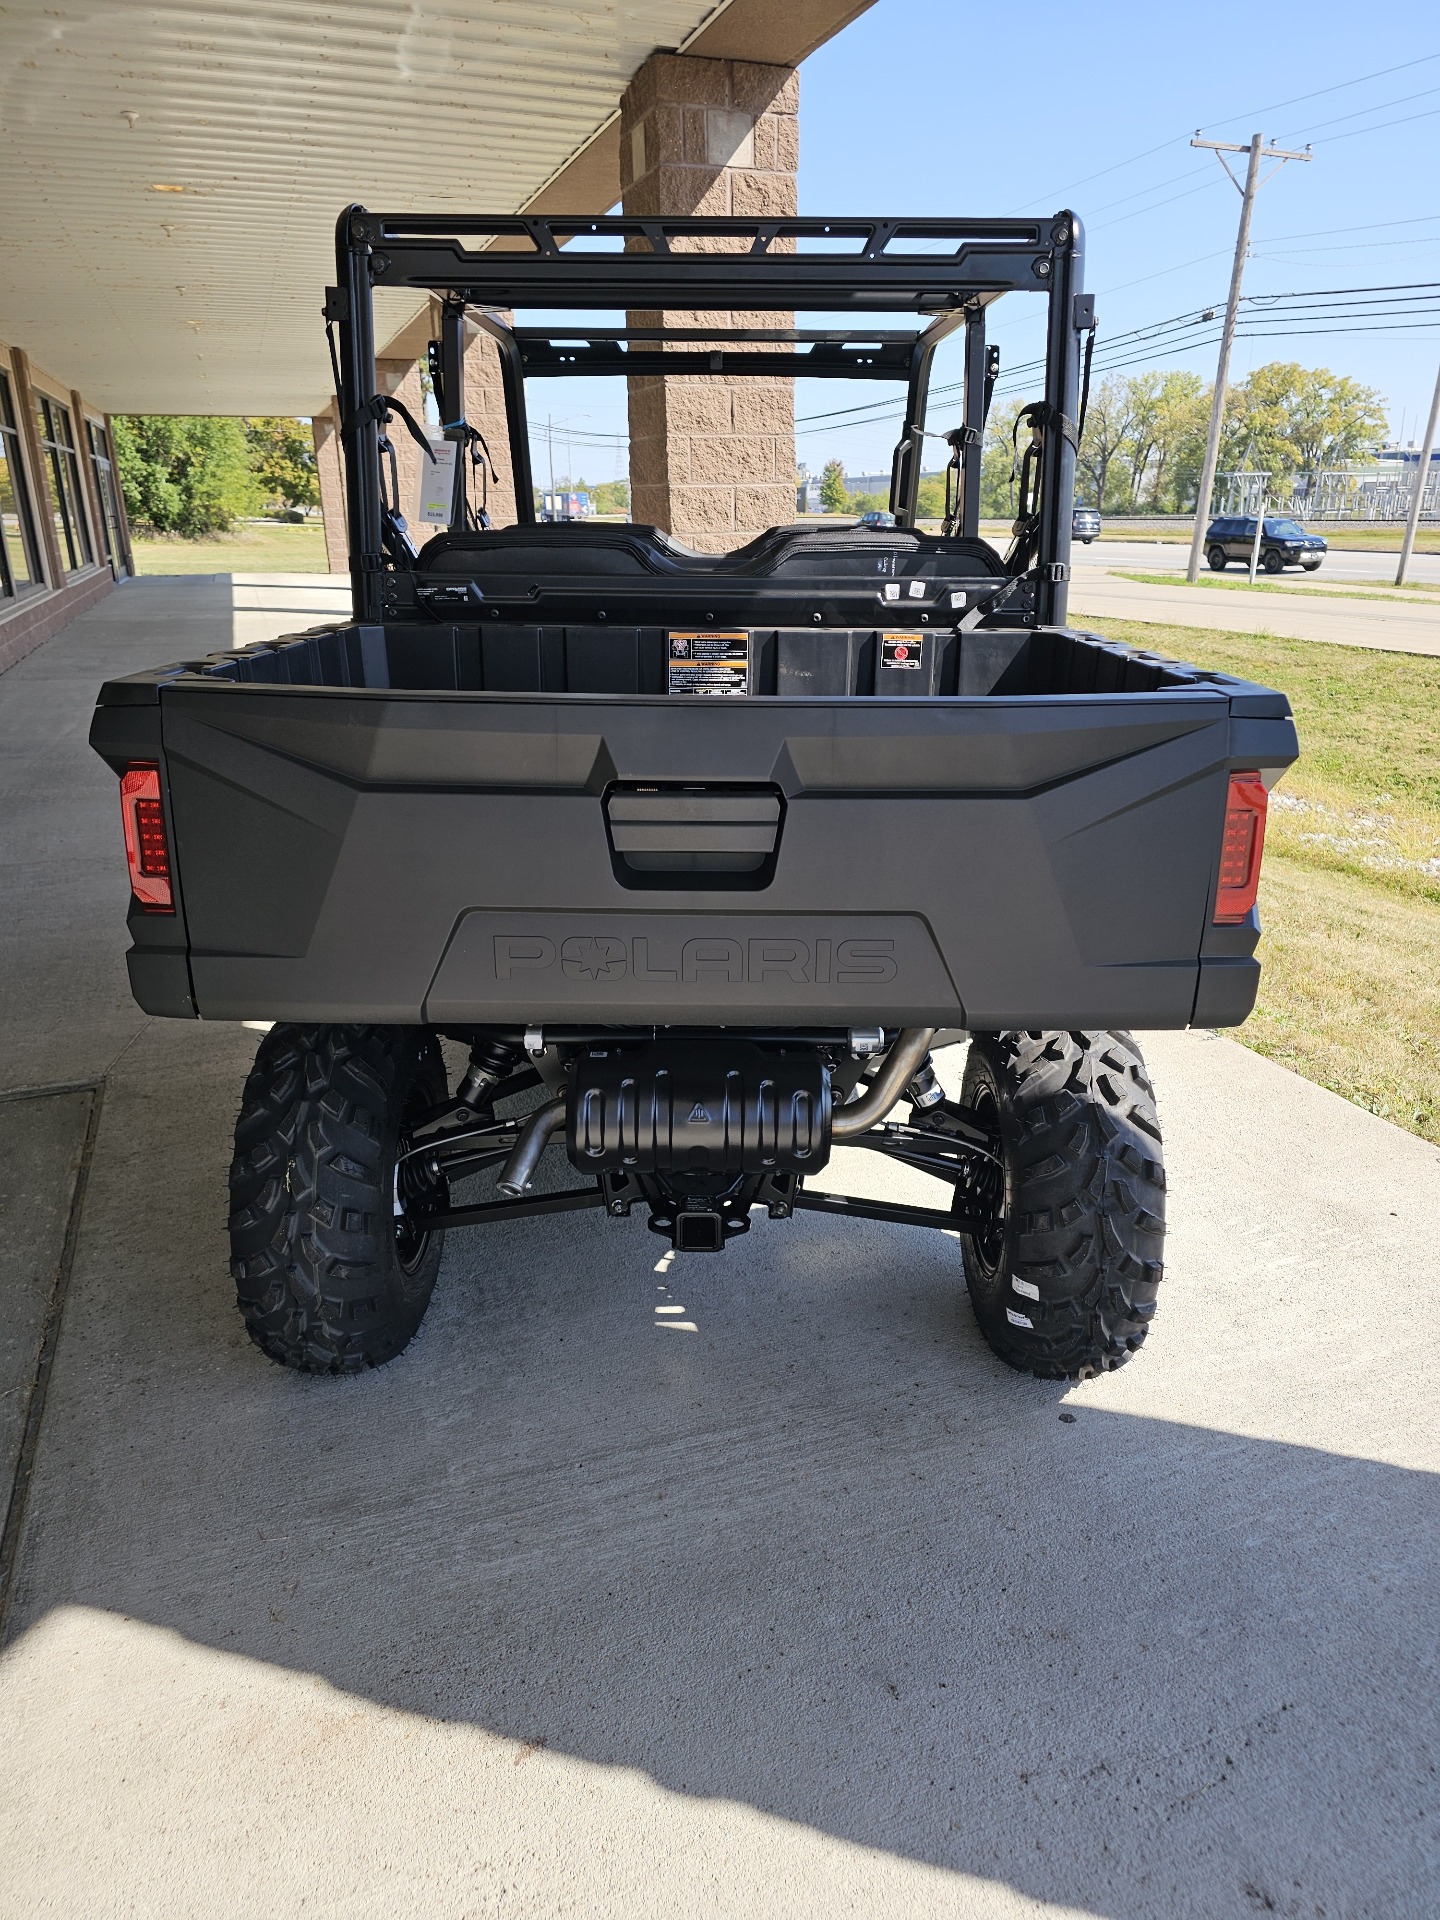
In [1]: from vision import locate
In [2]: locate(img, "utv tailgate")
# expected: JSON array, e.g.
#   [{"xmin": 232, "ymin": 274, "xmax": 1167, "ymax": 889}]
[{"xmin": 92, "ymin": 675, "xmax": 1296, "ymax": 1030}]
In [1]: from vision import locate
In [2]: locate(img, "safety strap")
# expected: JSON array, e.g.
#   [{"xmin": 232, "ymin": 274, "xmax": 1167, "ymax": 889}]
[
  {"xmin": 1076, "ymin": 326, "xmax": 1097, "ymax": 449},
  {"xmin": 342, "ymin": 392, "xmax": 436, "ymax": 462}
]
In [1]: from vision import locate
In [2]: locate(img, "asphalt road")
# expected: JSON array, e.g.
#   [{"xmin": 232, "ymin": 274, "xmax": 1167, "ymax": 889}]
[
  {"xmin": 1074, "ymin": 537, "xmax": 1440, "ymax": 590},
  {"xmin": 1, "ymin": 579, "xmax": 1436, "ymax": 1919}
]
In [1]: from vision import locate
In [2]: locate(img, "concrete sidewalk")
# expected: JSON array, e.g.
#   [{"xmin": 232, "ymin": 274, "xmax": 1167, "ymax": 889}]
[
  {"xmin": 1070, "ymin": 569, "xmax": 1440, "ymax": 655},
  {"xmin": 1, "ymin": 579, "xmax": 1437, "ymax": 1919}
]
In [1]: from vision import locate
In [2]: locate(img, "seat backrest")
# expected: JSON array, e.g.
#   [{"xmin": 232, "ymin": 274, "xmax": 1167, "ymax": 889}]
[{"xmin": 416, "ymin": 520, "xmax": 1005, "ymax": 585}]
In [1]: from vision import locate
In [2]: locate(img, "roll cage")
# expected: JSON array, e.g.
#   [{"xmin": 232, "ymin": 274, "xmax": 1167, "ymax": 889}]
[{"xmin": 326, "ymin": 208, "xmax": 1092, "ymax": 626}]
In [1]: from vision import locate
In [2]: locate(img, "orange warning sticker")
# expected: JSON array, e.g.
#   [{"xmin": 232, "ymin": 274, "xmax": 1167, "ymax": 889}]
[{"xmin": 667, "ymin": 630, "xmax": 751, "ymax": 695}]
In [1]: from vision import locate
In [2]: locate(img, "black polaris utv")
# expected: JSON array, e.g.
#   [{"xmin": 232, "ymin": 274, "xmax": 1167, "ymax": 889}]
[{"xmin": 90, "ymin": 208, "xmax": 1296, "ymax": 1380}]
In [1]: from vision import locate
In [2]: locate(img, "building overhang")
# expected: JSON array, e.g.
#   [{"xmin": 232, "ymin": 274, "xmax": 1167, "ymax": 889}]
[{"xmin": 0, "ymin": 0, "xmax": 873, "ymax": 416}]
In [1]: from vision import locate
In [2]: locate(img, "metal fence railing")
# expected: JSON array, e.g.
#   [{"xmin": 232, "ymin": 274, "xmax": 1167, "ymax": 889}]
[{"xmin": 1217, "ymin": 468, "xmax": 1440, "ymax": 523}]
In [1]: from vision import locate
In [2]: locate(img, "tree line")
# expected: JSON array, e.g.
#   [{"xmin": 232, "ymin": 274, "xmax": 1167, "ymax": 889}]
[
  {"xmin": 992, "ymin": 360, "xmax": 1387, "ymax": 517},
  {"xmin": 118, "ymin": 358, "xmax": 1388, "ymax": 540},
  {"xmin": 812, "ymin": 361, "xmax": 1388, "ymax": 522},
  {"xmin": 112, "ymin": 416, "xmax": 319, "ymax": 537}
]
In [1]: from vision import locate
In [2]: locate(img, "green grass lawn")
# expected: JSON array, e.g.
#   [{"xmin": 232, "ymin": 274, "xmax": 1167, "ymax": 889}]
[
  {"xmin": 1110, "ymin": 570, "xmax": 1440, "ymax": 605},
  {"xmin": 130, "ymin": 519, "xmax": 331, "ymax": 575},
  {"xmin": 1090, "ymin": 618, "xmax": 1440, "ymax": 1143}
]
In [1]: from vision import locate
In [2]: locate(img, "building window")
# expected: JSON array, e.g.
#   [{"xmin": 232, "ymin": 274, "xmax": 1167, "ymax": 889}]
[
  {"xmin": 34, "ymin": 394, "xmax": 94, "ymax": 574},
  {"xmin": 86, "ymin": 420, "xmax": 129, "ymax": 577},
  {"xmin": 0, "ymin": 370, "xmax": 44, "ymax": 602}
]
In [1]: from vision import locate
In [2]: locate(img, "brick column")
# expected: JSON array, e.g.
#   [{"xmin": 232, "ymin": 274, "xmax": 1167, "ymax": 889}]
[
  {"xmin": 620, "ymin": 53, "xmax": 798, "ymax": 552},
  {"xmin": 312, "ymin": 405, "xmax": 348, "ymax": 574},
  {"xmin": 461, "ymin": 317, "xmax": 520, "ymax": 527}
]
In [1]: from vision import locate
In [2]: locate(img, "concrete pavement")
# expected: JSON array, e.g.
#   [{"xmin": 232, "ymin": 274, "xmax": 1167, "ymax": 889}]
[
  {"xmin": 1, "ymin": 577, "xmax": 1437, "ymax": 1919},
  {"xmin": 1069, "ymin": 565, "xmax": 1440, "ymax": 656},
  {"xmin": 1068, "ymin": 539, "xmax": 1440, "ymax": 655}
]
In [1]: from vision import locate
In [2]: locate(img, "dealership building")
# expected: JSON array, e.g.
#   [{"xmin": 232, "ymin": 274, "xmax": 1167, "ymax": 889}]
[{"xmin": 0, "ymin": 0, "xmax": 873, "ymax": 674}]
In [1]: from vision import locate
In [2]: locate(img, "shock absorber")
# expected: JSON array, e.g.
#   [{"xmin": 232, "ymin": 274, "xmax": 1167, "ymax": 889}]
[
  {"xmin": 907, "ymin": 1055, "xmax": 946, "ymax": 1110},
  {"xmin": 455, "ymin": 1038, "xmax": 515, "ymax": 1116}
]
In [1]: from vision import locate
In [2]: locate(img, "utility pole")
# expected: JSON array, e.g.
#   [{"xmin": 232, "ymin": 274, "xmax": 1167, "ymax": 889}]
[
  {"xmin": 1186, "ymin": 131, "xmax": 1312, "ymax": 584},
  {"xmin": 1396, "ymin": 357, "xmax": 1440, "ymax": 587},
  {"xmin": 1247, "ymin": 486, "xmax": 1266, "ymax": 583}
]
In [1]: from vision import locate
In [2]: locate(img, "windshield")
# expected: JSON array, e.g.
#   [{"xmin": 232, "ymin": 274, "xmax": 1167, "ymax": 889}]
[{"xmin": 1265, "ymin": 519, "xmax": 1306, "ymax": 537}]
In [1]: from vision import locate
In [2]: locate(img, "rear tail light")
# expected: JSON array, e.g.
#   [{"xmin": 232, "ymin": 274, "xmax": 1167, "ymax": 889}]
[
  {"xmin": 1213, "ymin": 771, "xmax": 1267, "ymax": 924},
  {"xmin": 119, "ymin": 762, "xmax": 174, "ymax": 913}
]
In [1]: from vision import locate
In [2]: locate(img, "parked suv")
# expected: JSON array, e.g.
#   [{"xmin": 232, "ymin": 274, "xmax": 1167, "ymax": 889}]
[
  {"xmin": 1072, "ymin": 505, "xmax": 1101, "ymax": 543},
  {"xmin": 1205, "ymin": 516, "xmax": 1326, "ymax": 573}
]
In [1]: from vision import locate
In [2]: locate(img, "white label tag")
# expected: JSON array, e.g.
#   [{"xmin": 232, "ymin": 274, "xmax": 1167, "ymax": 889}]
[{"xmin": 417, "ymin": 440, "xmax": 457, "ymax": 527}]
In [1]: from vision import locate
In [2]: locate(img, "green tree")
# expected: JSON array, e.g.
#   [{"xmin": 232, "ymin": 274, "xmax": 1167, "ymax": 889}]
[
  {"xmin": 1144, "ymin": 371, "xmax": 1209, "ymax": 510},
  {"xmin": 1221, "ymin": 363, "xmax": 1387, "ymax": 485},
  {"xmin": 979, "ymin": 398, "xmax": 1027, "ymax": 519},
  {"xmin": 914, "ymin": 475, "xmax": 948, "ymax": 522},
  {"xmin": 243, "ymin": 417, "xmax": 319, "ymax": 513},
  {"xmin": 1118, "ymin": 372, "xmax": 1168, "ymax": 510},
  {"xmin": 112, "ymin": 416, "xmax": 259, "ymax": 536},
  {"xmin": 1076, "ymin": 375, "xmax": 1143, "ymax": 511},
  {"xmin": 819, "ymin": 458, "xmax": 851, "ymax": 513},
  {"xmin": 588, "ymin": 479, "xmax": 631, "ymax": 515}
]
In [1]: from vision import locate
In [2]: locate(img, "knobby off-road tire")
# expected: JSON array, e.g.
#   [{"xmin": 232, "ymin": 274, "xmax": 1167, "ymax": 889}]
[
  {"xmin": 228, "ymin": 1025, "xmax": 448, "ymax": 1373},
  {"xmin": 958, "ymin": 1031, "xmax": 1166, "ymax": 1380}
]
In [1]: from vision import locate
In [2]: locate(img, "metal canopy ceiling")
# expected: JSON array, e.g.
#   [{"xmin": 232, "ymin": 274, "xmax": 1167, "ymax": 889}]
[{"xmin": 0, "ymin": 0, "xmax": 873, "ymax": 415}]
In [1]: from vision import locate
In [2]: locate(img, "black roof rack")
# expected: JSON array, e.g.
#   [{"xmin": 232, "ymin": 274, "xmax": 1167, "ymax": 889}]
[
  {"xmin": 348, "ymin": 210, "xmax": 1077, "ymax": 311},
  {"xmin": 328, "ymin": 208, "xmax": 1087, "ymax": 625}
]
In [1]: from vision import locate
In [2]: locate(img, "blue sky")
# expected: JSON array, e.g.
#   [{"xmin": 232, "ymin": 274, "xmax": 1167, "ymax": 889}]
[{"xmin": 529, "ymin": 1, "xmax": 1440, "ymax": 486}]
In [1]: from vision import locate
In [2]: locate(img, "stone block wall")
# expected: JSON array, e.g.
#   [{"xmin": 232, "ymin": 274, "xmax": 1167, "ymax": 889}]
[{"xmin": 620, "ymin": 54, "xmax": 798, "ymax": 551}]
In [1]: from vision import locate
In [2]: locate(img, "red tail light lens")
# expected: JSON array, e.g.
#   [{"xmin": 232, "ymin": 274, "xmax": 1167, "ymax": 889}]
[
  {"xmin": 1213, "ymin": 772, "xmax": 1268, "ymax": 924},
  {"xmin": 119, "ymin": 762, "xmax": 174, "ymax": 913}
]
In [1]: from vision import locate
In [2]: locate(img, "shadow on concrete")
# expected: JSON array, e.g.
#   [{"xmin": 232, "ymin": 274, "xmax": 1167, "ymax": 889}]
[
  {"xmin": 3, "ymin": 574, "xmax": 1438, "ymax": 1916},
  {"xmin": 6, "ymin": 1019, "xmax": 1437, "ymax": 1919}
]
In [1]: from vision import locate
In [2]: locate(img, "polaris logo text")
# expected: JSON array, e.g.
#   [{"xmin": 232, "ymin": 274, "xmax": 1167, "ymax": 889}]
[{"xmin": 492, "ymin": 934, "xmax": 898, "ymax": 986}]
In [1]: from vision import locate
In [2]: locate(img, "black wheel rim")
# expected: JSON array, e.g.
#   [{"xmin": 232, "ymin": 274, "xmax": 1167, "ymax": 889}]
[{"xmin": 955, "ymin": 1083, "xmax": 1006, "ymax": 1273}]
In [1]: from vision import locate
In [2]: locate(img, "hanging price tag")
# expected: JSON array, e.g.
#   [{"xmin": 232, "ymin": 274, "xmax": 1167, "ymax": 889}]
[{"xmin": 416, "ymin": 440, "xmax": 457, "ymax": 527}]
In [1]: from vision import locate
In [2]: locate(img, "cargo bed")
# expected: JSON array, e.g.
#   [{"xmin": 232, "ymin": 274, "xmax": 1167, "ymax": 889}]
[{"xmin": 91, "ymin": 616, "xmax": 1296, "ymax": 1032}]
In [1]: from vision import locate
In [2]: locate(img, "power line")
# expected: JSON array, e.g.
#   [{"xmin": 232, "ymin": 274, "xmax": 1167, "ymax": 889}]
[
  {"xmin": 1089, "ymin": 175, "xmax": 1229, "ymax": 234},
  {"xmin": 1322, "ymin": 103, "xmax": 1440, "ymax": 145},
  {"xmin": 1212, "ymin": 49, "xmax": 1440, "ymax": 131},
  {"xmin": 1259, "ymin": 212, "xmax": 1440, "ymax": 243},
  {"xmin": 1278, "ymin": 81, "xmax": 1440, "ymax": 141},
  {"xmin": 1259, "ymin": 237, "xmax": 1440, "ymax": 258},
  {"xmin": 1244, "ymin": 277, "xmax": 1440, "ymax": 299},
  {"xmin": 1012, "ymin": 51, "xmax": 1440, "ymax": 219},
  {"xmin": 1083, "ymin": 163, "xmax": 1216, "ymax": 219}
]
